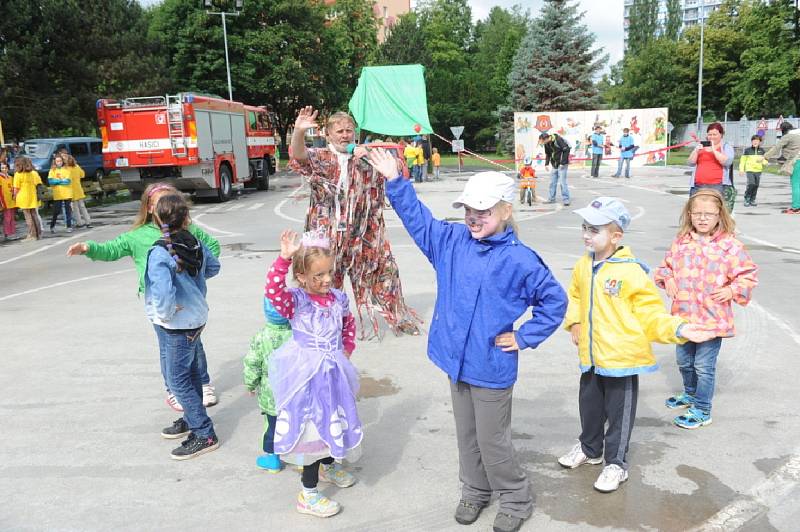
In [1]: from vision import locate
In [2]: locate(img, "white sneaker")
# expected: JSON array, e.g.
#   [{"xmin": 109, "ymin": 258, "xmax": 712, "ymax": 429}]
[
  {"xmin": 166, "ymin": 393, "xmax": 183, "ymax": 412},
  {"xmin": 558, "ymin": 442, "xmax": 603, "ymax": 469},
  {"xmin": 202, "ymin": 384, "xmax": 218, "ymax": 407},
  {"xmin": 593, "ymin": 464, "xmax": 629, "ymax": 493}
]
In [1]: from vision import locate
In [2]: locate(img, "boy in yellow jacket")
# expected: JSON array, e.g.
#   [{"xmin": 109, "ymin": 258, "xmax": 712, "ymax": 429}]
[
  {"xmin": 558, "ymin": 197, "xmax": 713, "ymax": 493},
  {"xmin": 739, "ymin": 135, "xmax": 766, "ymax": 207}
]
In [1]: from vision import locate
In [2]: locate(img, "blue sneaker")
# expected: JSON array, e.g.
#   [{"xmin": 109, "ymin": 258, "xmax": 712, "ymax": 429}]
[
  {"xmin": 256, "ymin": 453, "xmax": 281, "ymax": 473},
  {"xmin": 674, "ymin": 407, "xmax": 712, "ymax": 429},
  {"xmin": 665, "ymin": 393, "xmax": 694, "ymax": 410}
]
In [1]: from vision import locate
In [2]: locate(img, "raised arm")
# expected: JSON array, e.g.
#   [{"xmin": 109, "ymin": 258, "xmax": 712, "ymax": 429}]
[
  {"xmin": 370, "ymin": 148, "xmax": 454, "ymax": 265},
  {"xmin": 265, "ymin": 230, "xmax": 302, "ymax": 319},
  {"xmin": 289, "ymin": 106, "xmax": 319, "ymax": 163}
]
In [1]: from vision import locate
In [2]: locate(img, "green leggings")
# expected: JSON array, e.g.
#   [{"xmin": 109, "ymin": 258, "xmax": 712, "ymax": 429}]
[{"xmin": 791, "ymin": 160, "xmax": 800, "ymax": 209}]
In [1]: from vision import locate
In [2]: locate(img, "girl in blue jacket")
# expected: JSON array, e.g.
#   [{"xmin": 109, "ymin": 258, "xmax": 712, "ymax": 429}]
[
  {"xmin": 369, "ymin": 149, "xmax": 567, "ymax": 532},
  {"xmin": 145, "ymin": 194, "xmax": 221, "ymax": 461}
]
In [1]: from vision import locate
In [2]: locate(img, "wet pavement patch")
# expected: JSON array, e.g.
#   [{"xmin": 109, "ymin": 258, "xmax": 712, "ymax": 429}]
[
  {"xmin": 358, "ymin": 375, "xmax": 400, "ymax": 399},
  {"xmin": 518, "ymin": 442, "xmax": 739, "ymax": 530},
  {"xmin": 753, "ymin": 454, "xmax": 791, "ymax": 476}
]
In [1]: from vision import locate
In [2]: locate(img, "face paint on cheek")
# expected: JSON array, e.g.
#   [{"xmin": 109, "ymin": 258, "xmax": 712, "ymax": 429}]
[{"xmin": 583, "ymin": 229, "xmax": 610, "ymax": 252}]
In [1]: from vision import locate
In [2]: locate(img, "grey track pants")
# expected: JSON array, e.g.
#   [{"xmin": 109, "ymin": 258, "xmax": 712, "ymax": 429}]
[
  {"xmin": 450, "ymin": 380, "xmax": 532, "ymax": 519},
  {"xmin": 578, "ymin": 368, "xmax": 639, "ymax": 470}
]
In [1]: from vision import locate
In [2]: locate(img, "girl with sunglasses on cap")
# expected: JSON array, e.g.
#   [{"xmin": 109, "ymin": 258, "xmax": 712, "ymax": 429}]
[
  {"xmin": 66, "ymin": 182, "xmax": 221, "ymax": 412},
  {"xmin": 369, "ymin": 149, "xmax": 567, "ymax": 532}
]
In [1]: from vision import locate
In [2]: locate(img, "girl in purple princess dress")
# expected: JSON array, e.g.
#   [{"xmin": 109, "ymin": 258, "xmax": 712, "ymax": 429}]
[{"xmin": 266, "ymin": 229, "xmax": 362, "ymax": 518}]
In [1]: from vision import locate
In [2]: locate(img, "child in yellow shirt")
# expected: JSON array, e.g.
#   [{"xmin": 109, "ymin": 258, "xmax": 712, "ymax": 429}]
[
  {"xmin": 12, "ymin": 156, "xmax": 43, "ymax": 240},
  {"xmin": 66, "ymin": 154, "xmax": 92, "ymax": 228},
  {"xmin": 0, "ymin": 162, "xmax": 17, "ymax": 240},
  {"xmin": 432, "ymin": 147, "xmax": 441, "ymax": 180},
  {"xmin": 48, "ymin": 154, "xmax": 74, "ymax": 233}
]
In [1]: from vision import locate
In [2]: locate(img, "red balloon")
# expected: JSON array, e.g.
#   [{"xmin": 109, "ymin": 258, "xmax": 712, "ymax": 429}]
[{"xmin": 414, "ymin": 124, "xmax": 421, "ymax": 133}]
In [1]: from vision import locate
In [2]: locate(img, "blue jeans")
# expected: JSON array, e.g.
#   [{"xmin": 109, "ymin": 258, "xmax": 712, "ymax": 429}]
[
  {"xmin": 412, "ymin": 165, "xmax": 423, "ymax": 183},
  {"xmin": 614, "ymin": 158, "xmax": 632, "ymax": 177},
  {"xmin": 591, "ymin": 154, "xmax": 602, "ymax": 177},
  {"xmin": 675, "ymin": 338, "xmax": 722, "ymax": 413},
  {"xmin": 154, "ymin": 324, "xmax": 210, "ymax": 391},
  {"xmin": 548, "ymin": 165, "xmax": 570, "ymax": 203},
  {"xmin": 160, "ymin": 325, "xmax": 215, "ymax": 439}
]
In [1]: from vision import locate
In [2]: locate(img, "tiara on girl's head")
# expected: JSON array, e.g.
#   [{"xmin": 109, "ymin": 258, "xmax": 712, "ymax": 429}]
[{"xmin": 300, "ymin": 228, "xmax": 330, "ymax": 249}]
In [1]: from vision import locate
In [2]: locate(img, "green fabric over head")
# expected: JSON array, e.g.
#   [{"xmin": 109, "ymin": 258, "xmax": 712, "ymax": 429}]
[{"xmin": 348, "ymin": 64, "xmax": 433, "ymax": 136}]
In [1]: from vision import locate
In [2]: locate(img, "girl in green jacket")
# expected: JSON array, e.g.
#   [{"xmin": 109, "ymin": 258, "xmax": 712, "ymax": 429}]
[{"xmin": 67, "ymin": 182, "xmax": 221, "ymax": 412}]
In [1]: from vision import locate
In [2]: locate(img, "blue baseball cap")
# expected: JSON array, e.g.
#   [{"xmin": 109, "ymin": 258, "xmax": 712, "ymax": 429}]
[{"xmin": 574, "ymin": 197, "xmax": 631, "ymax": 231}]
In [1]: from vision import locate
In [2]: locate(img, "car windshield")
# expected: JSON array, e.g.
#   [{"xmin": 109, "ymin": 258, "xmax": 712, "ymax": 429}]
[{"xmin": 21, "ymin": 142, "xmax": 54, "ymax": 158}]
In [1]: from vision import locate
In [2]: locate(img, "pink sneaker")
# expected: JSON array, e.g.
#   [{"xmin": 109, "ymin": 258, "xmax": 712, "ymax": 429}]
[{"xmin": 166, "ymin": 393, "xmax": 183, "ymax": 412}]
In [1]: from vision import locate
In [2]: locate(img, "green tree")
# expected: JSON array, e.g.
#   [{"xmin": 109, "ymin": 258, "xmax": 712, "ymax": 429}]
[
  {"xmin": 0, "ymin": 0, "xmax": 166, "ymax": 140},
  {"xmin": 506, "ymin": 0, "xmax": 605, "ymax": 112},
  {"xmin": 377, "ymin": 12, "xmax": 426, "ymax": 65},
  {"xmin": 611, "ymin": 38, "xmax": 696, "ymax": 123},
  {"xmin": 501, "ymin": 0, "xmax": 605, "ymax": 151},
  {"xmin": 664, "ymin": 0, "xmax": 683, "ymax": 40},
  {"xmin": 151, "ymin": 0, "xmax": 377, "ymax": 153},
  {"xmin": 325, "ymin": 0, "xmax": 380, "ymax": 110},
  {"xmin": 728, "ymin": 0, "xmax": 799, "ymax": 116},
  {"xmin": 627, "ymin": 0, "xmax": 660, "ymax": 55},
  {"xmin": 415, "ymin": 0, "xmax": 474, "ymax": 138}
]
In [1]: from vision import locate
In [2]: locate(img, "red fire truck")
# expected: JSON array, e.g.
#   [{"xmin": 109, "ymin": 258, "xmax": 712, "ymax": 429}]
[{"xmin": 96, "ymin": 93, "xmax": 278, "ymax": 201}]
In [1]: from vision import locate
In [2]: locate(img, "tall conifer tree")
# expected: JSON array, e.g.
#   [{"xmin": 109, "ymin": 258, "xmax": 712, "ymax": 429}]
[{"xmin": 499, "ymin": 0, "xmax": 606, "ymax": 150}]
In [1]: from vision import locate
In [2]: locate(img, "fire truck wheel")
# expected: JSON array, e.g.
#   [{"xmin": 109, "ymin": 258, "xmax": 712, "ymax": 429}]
[{"xmin": 217, "ymin": 165, "xmax": 232, "ymax": 202}]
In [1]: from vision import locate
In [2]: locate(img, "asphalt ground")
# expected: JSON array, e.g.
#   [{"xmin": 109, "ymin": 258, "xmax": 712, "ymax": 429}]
[{"xmin": 2, "ymin": 163, "xmax": 799, "ymax": 531}]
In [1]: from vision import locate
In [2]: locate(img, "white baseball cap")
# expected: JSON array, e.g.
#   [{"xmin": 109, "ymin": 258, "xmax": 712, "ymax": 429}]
[
  {"xmin": 573, "ymin": 197, "xmax": 631, "ymax": 231},
  {"xmin": 452, "ymin": 171, "xmax": 517, "ymax": 210}
]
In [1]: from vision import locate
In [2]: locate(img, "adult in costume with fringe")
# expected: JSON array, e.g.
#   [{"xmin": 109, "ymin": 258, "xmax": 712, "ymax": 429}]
[{"xmin": 289, "ymin": 106, "xmax": 420, "ymax": 338}]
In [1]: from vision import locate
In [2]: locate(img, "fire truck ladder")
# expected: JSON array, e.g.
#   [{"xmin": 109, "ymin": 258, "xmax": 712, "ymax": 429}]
[{"xmin": 166, "ymin": 94, "xmax": 187, "ymax": 158}]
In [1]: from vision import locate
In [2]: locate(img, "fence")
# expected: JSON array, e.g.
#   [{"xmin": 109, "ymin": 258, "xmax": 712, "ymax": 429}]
[{"xmin": 671, "ymin": 118, "xmax": 800, "ymax": 149}]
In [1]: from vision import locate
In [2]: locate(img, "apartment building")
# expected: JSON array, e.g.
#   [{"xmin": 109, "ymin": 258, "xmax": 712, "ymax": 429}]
[{"xmin": 623, "ymin": 0, "xmax": 724, "ymax": 49}]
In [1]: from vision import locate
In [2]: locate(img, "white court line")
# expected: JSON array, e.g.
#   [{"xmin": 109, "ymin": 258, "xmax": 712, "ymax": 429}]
[
  {"xmin": 192, "ymin": 213, "xmax": 242, "ymax": 238},
  {"xmin": 0, "ymin": 268, "xmax": 133, "ymax": 301},
  {"xmin": 246, "ymin": 202, "xmax": 264, "ymax": 211},
  {"xmin": 691, "ymin": 301, "xmax": 800, "ymax": 531},
  {"xmin": 0, "ymin": 232, "xmax": 89, "ymax": 266},
  {"xmin": 0, "ymin": 250, "xmax": 269, "ymax": 302},
  {"xmin": 226, "ymin": 203, "xmax": 245, "ymax": 211},
  {"xmin": 740, "ymin": 234, "xmax": 800, "ymax": 256},
  {"xmin": 273, "ymin": 184, "xmax": 306, "ymax": 224}
]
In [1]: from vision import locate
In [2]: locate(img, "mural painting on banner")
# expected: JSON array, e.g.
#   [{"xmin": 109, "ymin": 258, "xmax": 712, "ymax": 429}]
[{"xmin": 513, "ymin": 108, "xmax": 669, "ymax": 170}]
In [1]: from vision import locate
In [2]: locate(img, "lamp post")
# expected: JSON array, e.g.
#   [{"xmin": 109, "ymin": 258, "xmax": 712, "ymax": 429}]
[
  {"xmin": 204, "ymin": 0, "xmax": 243, "ymax": 101},
  {"xmin": 695, "ymin": 0, "xmax": 705, "ymax": 135}
]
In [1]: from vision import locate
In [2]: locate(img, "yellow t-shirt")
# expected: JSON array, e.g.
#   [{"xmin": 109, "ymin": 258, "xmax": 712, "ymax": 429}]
[
  {"xmin": 404, "ymin": 145, "xmax": 416, "ymax": 165},
  {"xmin": 69, "ymin": 164, "xmax": 86, "ymax": 201},
  {"xmin": 48, "ymin": 167, "xmax": 73, "ymax": 201},
  {"xmin": 414, "ymin": 146, "xmax": 425, "ymax": 165},
  {"xmin": 0, "ymin": 175, "xmax": 16, "ymax": 209},
  {"xmin": 12, "ymin": 170, "xmax": 43, "ymax": 209},
  {"xmin": 432, "ymin": 153, "xmax": 441, "ymax": 167}
]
